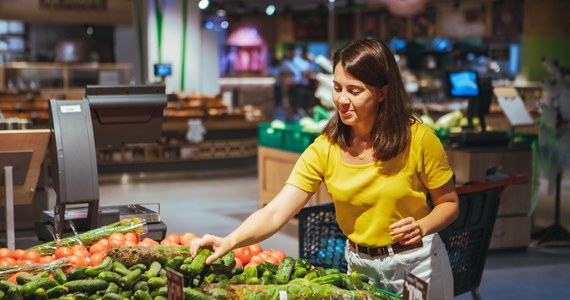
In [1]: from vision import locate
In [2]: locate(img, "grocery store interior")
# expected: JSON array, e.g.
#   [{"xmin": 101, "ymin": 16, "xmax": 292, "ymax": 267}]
[{"xmin": 1, "ymin": 0, "xmax": 570, "ymax": 299}]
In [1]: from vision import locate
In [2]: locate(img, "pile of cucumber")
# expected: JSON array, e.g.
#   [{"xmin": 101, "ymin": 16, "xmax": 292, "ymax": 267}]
[{"xmin": 0, "ymin": 248, "xmax": 400, "ymax": 300}]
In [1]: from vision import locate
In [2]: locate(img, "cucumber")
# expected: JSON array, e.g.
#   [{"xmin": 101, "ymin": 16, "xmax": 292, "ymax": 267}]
[
  {"xmin": 119, "ymin": 289, "xmax": 133, "ymax": 298},
  {"xmin": 133, "ymin": 289, "xmax": 152, "ymax": 300},
  {"xmin": 294, "ymin": 258, "xmax": 312, "ymax": 270},
  {"xmin": 66, "ymin": 266, "xmax": 89, "ymax": 281},
  {"xmin": 147, "ymin": 276, "xmax": 167, "ymax": 290},
  {"xmin": 149, "ymin": 286, "xmax": 167, "ymax": 298},
  {"xmin": 303, "ymin": 270, "xmax": 318, "ymax": 281},
  {"xmin": 187, "ymin": 248, "xmax": 213, "ymax": 275},
  {"xmin": 33, "ymin": 287, "xmax": 48, "ymax": 300},
  {"xmin": 142, "ymin": 261, "xmax": 162, "ymax": 280},
  {"xmin": 129, "ymin": 263, "xmax": 148, "ymax": 273},
  {"xmin": 309, "ymin": 274, "xmax": 343, "ymax": 287},
  {"xmin": 291, "ymin": 267, "xmax": 308, "ymax": 279},
  {"xmin": 119, "ymin": 268, "xmax": 142, "ymax": 289},
  {"xmin": 46, "ymin": 285, "xmax": 68, "ymax": 298},
  {"xmin": 133, "ymin": 280, "xmax": 149, "ymax": 292},
  {"xmin": 63, "ymin": 278, "xmax": 110, "ymax": 294},
  {"xmin": 257, "ymin": 261, "xmax": 278, "ymax": 275},
  {"xmin": 244, "ymin": 265, "xmax": 259, "ymax": 284},
  {"xmin": 260, "ymin": 270, "xmax": 276, "ymax": 285},
  {"xmin": 154, "ymin": 296, "xmax": 168, "ymax": 300},
  {"xmin": 183, "ymin": 287, "xmax": 207, "ymax": 300},
  {"xmin": 113, "ymin": 261, "xmax": 131, "ymax": 276},
  {"xmin": 4, "ymin": 286, "xmax": 22, "ymax": 300},
  {"xmin": 276, "ymin": 257, "xmax": 295, "ymax": 283},
  {"xmin": 105, "ymin": 282, "xmax": 120, "ymax": 294},
  {"xmin": 16, "ymin": 272, "xmax": 39, "ymax": 285},
  {"xmin": 85, "ymin": 256, "xmax": 114, "ymax": 276},
  {"xmin": 53, "ymin": 268, "xmax": 67, "ymax": 284},
  {"xmin": 20, "ymin": 277, "xmax": 58, "ymax": 298},
  {"xmin": 0, "ymin": 279, "xmax": 19, "ymax": 291},
  {"xmin": 100, "ymin": 293, "xmax": 123, "ymax": 300},
  {"xmin": 98, "ymin": 271, "xmax": 123, "ymax": 283},
  {"xmin": 183, "ymin": 256, "xmax": 193, "ymax": 265},
  {"xmin": 164, "ymin": 256, "xmax": 184, "ymax": 272}
]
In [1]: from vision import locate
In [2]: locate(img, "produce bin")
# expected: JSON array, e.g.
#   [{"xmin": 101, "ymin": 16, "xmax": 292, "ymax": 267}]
[{"xmin": 258, "ymin": 123, "xmax": 320, "ymax": 153}]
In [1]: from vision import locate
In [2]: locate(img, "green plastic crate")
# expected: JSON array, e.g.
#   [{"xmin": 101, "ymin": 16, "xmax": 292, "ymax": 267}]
[{"xmin": 258, "ymin": 122, "xmax": 320, "ymax": 153}]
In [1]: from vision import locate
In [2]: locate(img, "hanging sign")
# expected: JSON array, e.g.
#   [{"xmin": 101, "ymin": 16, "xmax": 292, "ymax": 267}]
[
  {"xmin": 166, "ymin": 268, "xmax": 184, "ymax": 300},
  {"xmin": 39, "ymin": 0, "xmax": 107, "ymax": 11},
  {"xmin": 403, "ymin": 271, "xmax": 429, "ymax": 300}
]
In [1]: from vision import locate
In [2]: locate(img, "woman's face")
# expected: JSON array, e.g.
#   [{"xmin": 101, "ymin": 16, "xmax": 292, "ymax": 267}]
[{"xmin": 332, "ymin": 64, "xmax": 385, "ymax": 128}]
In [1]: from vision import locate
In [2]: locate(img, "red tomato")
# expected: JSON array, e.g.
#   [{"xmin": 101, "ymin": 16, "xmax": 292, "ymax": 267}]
[
  {"xmin": 72, "ymin": 245, "xmax": 89, "ymax": 258},
  {"xmin": 124, "ymin": 233, "xmax": 139, "ymax": 244},
  {"xmin": 67, "ymin": 255, "xmax": 88, "ymax": 268},
  {"xmin": 249, "ymin": 254, "xmax": 264, "ymax": 265},
  {"xmin": 39, "ymin": 256, "xmax": 55, "ymax": 264},
  {"xmin": 12, "ymin": 249, "xmax": 25, "ymax": 260},
  {"xmin": 108, "ymin": 238, "xmax": 125, "ymax": 248},
  {"xmin": 21, "ymin": 250, "xmax": 41, "ymax": 263},
  {"xmin": 258, "ymin": 251, "xmax": 272, "ymax": 260},
  {"xmin": 160, "ymin": 239, "xmax": 178, "ymax": 246},
  {"xmin": 89, "ymin": 252, "xmax": 106, "ymax": 266},
  {"xmin": 234, "ymin": 257, "xmax": 243, "ymax": 268},
  {"xmin": 164, "ymin": 233, "xmax": 181, "ymax": 245},
  {"xmin": 54, "ymin": 247, "xmax": 73, "ymax": 259},
  {"xmin": 245, "ymin": 261, "xmax": 260, "ymax": 268},
  {"xmin": 0, "ymin": 248, "xmax": 12, "ymax": 259},
  {"xmin": 124, "ymin": 240, "xmax": 138, "ymax": 247},
  {"xmin": 270, "ymin": 250, "xmax": 286, "ymax": 261},
  {"xmin": 233, "ymin": 247, "xmax": 252, "ymax": 265},
  {"xmin": 180, "ymin": 232, "xmax": 197, "ymax": 245},
  {"xmin": 18, "ymin": 260, "xmax": 35, "ymax": 265},
  {"xmin": 266, "ymin": 256, "xmax": 280, "ymax": 265},
  {"xmin": 249, "ymin": 244, "xmax": 263, "ymax": 256},
  {"xmin": 89, "ymin": 243, "xmax": 108, "ymax": 255},
  {"xmin": 97, "ymin": 239, "xmax": 109, "ymax": 247},
  {"xmin": 109, "ymin": 233, "xmax": 126, "ymax": 242},
  {"xmin": 0, "ymin": 257, "xmax": 16, "ymax": 266}
]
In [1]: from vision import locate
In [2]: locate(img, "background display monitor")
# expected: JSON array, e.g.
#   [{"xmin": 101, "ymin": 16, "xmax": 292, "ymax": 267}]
[
  {"xmin": 86, "ymin": 84, "xmax": 167, "ymax": 148},
  {"xmin": 154, "ymin": 63, "xmax": 172, "ymax": 77},
  {"xmin": 447, "ymin": 70, "xmax": 480, "ymax": 98}
]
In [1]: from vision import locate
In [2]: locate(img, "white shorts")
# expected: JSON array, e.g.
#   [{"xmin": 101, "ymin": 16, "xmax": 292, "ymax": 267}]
[{"xmin": 345, "ymin": 233, "xmax": 454, "ymax": 300}]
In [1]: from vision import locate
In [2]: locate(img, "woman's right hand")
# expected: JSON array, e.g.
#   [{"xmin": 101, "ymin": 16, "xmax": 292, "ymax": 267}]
[{"xmin": 189, "ymin": 234, "xmax": 233, "ymax": 265}]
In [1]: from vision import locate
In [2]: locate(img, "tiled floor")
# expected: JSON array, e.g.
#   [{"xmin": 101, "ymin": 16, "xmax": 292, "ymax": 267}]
[{"xmin": 95, "ymin": 170, "xmax": 570, "ymax": 300}]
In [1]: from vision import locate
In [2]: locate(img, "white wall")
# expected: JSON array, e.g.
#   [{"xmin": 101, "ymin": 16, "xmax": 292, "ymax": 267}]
[{"xmin": 145, "ymin": 0, "xmax": 219, "ymax": 95}]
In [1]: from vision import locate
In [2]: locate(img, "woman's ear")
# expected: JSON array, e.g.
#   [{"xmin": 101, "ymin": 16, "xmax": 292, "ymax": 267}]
[{"xmin": 377, "ymin": 85, "xmax": 388, "ymax": 102}]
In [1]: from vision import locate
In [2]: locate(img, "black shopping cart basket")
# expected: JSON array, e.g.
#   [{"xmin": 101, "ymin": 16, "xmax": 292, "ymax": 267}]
[{"xmin": 297, "ymin": 173, "xmax": 527, "ymax": 299}]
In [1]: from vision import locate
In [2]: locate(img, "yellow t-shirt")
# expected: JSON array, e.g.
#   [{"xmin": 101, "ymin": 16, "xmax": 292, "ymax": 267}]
[{"xmin": 286, "ymin": 122, "xmax": 453, "ymax": 247}]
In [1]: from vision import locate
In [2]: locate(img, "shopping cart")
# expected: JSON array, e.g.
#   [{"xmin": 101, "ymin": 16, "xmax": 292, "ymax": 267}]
[{"xmin": 297, "ymin": 173, "xmax": 528, "ymax": 299}]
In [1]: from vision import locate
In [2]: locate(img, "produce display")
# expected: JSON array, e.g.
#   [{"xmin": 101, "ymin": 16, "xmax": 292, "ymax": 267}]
[{"xmin": 0, "ymin": 223, "xmax": 401, "ymax": 300}]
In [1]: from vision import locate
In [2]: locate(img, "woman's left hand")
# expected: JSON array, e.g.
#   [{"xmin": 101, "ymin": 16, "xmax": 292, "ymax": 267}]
[{"xmin": 389, "ymin": 217, "xmax": 424, "ymax": 245}]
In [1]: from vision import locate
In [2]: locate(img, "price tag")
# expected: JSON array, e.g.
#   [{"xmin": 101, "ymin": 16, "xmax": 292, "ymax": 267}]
[
  {"xmin": 166, "ymin": 267, "xmax": 184, "ymax": 300},
  {"xmin": 403, "ymin": 271, "xmax": 429, "ymax": 300}
]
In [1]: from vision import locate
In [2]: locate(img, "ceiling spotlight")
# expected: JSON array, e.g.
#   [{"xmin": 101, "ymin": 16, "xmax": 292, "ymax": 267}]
[
  {"xmin": 265, "ymin": 5, "xmax": 276, "ymax": 16},
  {"xmin": 220, "ymin": 21, "xmax": 229, "ymax": 29},
  {"xmin": 216, "ymin": 9, "xmax": 226, "ymax": 17},
  {"xmin": 198, "ymin": 0, "xmax": 209, "ymax": 10}
]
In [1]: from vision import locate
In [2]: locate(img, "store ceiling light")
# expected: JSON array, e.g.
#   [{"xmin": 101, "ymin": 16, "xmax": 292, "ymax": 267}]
[
  {"xmin": 265, "ymin": 5, "xmax": 276, "ymax": 16},
  {"xmin": 221, "ymin": 21, "xmax": 229, "ymax": 29},
  {"xmin": 198, "ymin": 0, "xmax": 210, "ymax": 10}
]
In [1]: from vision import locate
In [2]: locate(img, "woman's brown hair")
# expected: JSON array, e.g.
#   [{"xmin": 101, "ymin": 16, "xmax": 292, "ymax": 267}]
[{"xmin": 322, "ymin": 38, "xmax": 419, "ymax": 161}]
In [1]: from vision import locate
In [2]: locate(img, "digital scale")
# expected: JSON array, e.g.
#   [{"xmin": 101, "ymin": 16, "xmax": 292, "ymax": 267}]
[{"xmin": 35, "ymin": 84, "xmax": 168, "ymax": 242}]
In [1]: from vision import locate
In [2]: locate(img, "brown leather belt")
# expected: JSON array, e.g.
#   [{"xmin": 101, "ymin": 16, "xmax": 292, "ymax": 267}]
[{"xmin": 348, "ymin": 239, "xmax": 423, "ymax": 257}]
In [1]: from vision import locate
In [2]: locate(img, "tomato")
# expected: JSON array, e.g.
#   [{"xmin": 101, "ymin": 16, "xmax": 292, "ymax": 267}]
[
  {"xmin": 89, "ymin": 242, "xmax": 108, "ymax": 255},
  {"xmin": 72, "ymin": 245, "xmax": 89, "ymax": 258},
  {"xmin": 39, "ymin": 255, "xmax": 55, "ymax": 264},
  {"xmin": 160, "ymin": 239, "xmax": 178, "ymax": 246},
  {"xmin": 0, "ymin": 248, "xmax": 12, "ymax": 259},
  {"xmin": 0, "ymin": 257, "xmax": 16, "ymax": 266},
  {"xmin": 234, "ymin": 257, "xmax": 243, "ymax": 268},
  {"xmin": 124, "ymin": 240, "xmax": 137, "ymax": 247},
  {"xmin": 109, "ymin": 233, "xmax": 126, "ymax": 242},
  {"xmin": 54, "ymin": 247, "xmax": 73, "ymax": 259},
  {"xmin": 266, "ymin": 256, "xmax": 280, "ymax": 265},
  {"xmin": 180, "ymin": 232, "xmax": 197, "ymax": 245},
  {"xmin": 12, "ymin": 249, "xmax": 25, "ymax": 260},
  {"xmin": 245, "ymin": 261, "xmax": 260, "ymax": 268},
  {"xmin": 233, "ymin": 247, "xmax": 252, "ymax": 265},
  {"xmin": 18, "ymin": 260, "xmax": 35, "ymax": 265},
  {"xmin": 89, "ymin": 252, "xmax": 106, "ymax": 267},
  {"xmin": 124, "ymin": 233, "xmax": 139, "ymax": 244},
  {"xmin": 108, "ymin": 238, "xmax": 125, "ymax": 248},
  {"xmin": 270, "ymin": 250, "xmax": 286, "ymax": 262},
  {"xmin": 249, "ymin": 244, "xmax": 263, "ymax": 256},
  {"xmin": 164, "ymin": 233, "xmax": 181, "ymax": 245},
  {"xmin": 139, "ymin": 237, "xmax": 159, "ymax": 247},
  {"xmin": 256, "ymin": 252, "xmax": 270, "ymax": 261},
  {"xmin": 249, "ymin": 254, "xmax": 264, "ymax": 265},
  {"xmin": 67, "ymin": 255, "xmax": 88, "ymax": 268},
  {"xmin": 97, "ymin": 239, "xmax": 109, "ymax": 247},
  {"xmin": 21, "ymin": 250, "xmax": 41, "ymax": 263}
]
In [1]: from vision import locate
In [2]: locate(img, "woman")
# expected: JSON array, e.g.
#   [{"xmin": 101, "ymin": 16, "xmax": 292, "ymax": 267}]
[{"xmin": 190, "ymin": 38, "xmax": 458, "ymax": 299}]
